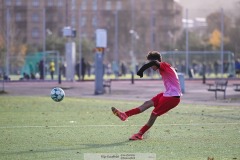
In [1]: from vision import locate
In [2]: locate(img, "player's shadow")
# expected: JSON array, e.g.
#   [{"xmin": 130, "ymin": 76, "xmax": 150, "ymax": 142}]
[
  {"xmin": 80, "ymin": 140, "xmax": 130, "ymax": 149},
  {"xmin": 0, "ymin": 140, "xmax": 130, "ymax": 155}
]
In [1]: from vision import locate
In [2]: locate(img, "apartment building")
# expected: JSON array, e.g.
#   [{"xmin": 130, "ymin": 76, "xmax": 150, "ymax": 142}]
[
  {"xmin": 0, "ymin": 0, "xmax": 182, "ymax": 56},
  {"xmin": 0, "ymin": 0, "xmax": 68, "ymax": 46}
]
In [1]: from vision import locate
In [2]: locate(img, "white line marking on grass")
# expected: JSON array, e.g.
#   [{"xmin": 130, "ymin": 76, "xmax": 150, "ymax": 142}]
[
  {"xmin": 181, "ymin": 106, "xmax": 236, "ymax": 111},
  {"xmin": 0, "ymin": 122, "xmax": 239, "ymax": 129}
]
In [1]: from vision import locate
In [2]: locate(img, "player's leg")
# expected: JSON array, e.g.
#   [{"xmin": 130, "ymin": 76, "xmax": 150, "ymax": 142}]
[
  {"xmin": 125, "ymin": 100, "xmax": 154, "ymax": 116},
  {"xmin": 129, "ymin": 94, "xmax": 180, "ymax": 140},
  {"xmin": 111, "ymin": 107, "xmax": 128, "ymax": 121},
  {"xmin": 111, "ymin": 100, "xmax": 153, "ymax": 121},
  {"xmin": 123, "ymin": 93, "xmax": 161, "ymax": 120},
  {"xmin": 129, "ymin": 113, "xmax": 157, "ymax": 140}
]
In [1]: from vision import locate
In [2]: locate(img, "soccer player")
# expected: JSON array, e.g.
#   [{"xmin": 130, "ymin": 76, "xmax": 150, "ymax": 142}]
[{"xmin": 112, "ymin": 51, "xmax": 182, "ymax": 140}]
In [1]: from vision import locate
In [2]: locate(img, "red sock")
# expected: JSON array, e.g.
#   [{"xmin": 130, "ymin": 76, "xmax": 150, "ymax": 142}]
[
  {"xmin": 139, "ymin": 125, "xmax": 151, "ymax": 135},
  {"xmin": 125, "ymin": 108, "xmax": 141, "ymax": 117}
]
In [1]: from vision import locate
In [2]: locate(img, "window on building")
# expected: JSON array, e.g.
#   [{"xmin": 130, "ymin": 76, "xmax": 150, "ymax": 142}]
[
  {"xmin": 116, "ymin": 1, "xmax": 122, "ymax": 10},
  {"xmin": 92, "ymin": 0, "xmax": 97, "ymax": 10},
  {"xmin": 32, "ymin": 28, "xmax": 40, "ymax": 38},
  {"xmin": 81, "ymin": 0, "xmax": 87, "ymax": 10},
  {"xmin": 5, "ymin": 0, "xmax": 11, "ymax": 6},
  {"xmin": 71, "ymin": 16, "xmax": 76, "ymax": 27},
  {"xmin": 16, "ymin": 13, "xmax": 22, "ymax": 21},
  {"xmin": 92, "ymin": 16, "xmax": 97, "ymax": 27},
  {"xmin": 58, "ymin": 0, "xmax": 63, "ymax": 7},
  {"xmin": 82, "ymin": 33, "xmax": 87, "ymax": 38},
  {"xmin": 71, "ymin": 0, "xmax": 76, "ymax": 10},
  {"xmin": 106, "ymin": 1, "xmax": 111, "ymax": 10},
  {"xmin": 16, "ymin": 0, "xmax": 22, "ymax": 6},
  {"xmin": 81, "ymin": 16, "xmax": 86, "ymax": 27},
  {"xmin": 32, "ymin": 13, "xmax": 39, "ymax": 22},
  {"xmin": 140, "ymin": 0, "xmax": 145, "ymax": 10},
  {"xmin": 47, "ymin": 0, "xmax": 54, "ymax": 7},
  {"xmin": 32, "ymin": 0, "xmax": 39, "ymax": 7}
]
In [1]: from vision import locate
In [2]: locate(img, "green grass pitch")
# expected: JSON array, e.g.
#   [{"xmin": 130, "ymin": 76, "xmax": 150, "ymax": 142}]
[{"xmin": 0, "ymin": 96, "xmax": 239, "ymax": 160}]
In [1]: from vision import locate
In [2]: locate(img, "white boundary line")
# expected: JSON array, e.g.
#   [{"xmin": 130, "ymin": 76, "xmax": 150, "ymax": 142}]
[{"xmin": 0, "ymin": 122, "xmax": 239, "ymax": 129}]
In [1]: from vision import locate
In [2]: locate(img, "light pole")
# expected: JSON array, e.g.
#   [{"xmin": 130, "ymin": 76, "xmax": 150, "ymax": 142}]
[
  {"xmin": 129, "ymin": 29, "xmax": 139, "ymax": 74},
  {"xmin": 78, "ymin": 7, "xmax": 82, "ymax": 81},
  {"xmin": 220, "ymin": 8, "xmax": 224, "ymax": 77},
  {"xmin": 6, "ymin": 8, "xmax": 10, "ymax": 77},
  {"xmin": 130, "ymin": 0, "xmax": 136, "ymax": 74},
  {"xmin": 150, "ymin": 0, "xmax": 155, "ymax": 50},
  {"xmin": 114, "ymin": 9, "xmax": 119, "ymax": 69},
  {"xmin": 185, "ymin": 8, "xmax": 189, "ymax": 76},
  {"xmin": 42, "ymin": 8, "xmax": 46, "ymax": 80}
]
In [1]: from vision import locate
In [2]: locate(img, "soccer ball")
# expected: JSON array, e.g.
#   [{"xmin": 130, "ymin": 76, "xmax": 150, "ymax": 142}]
[{"xmin": 51, "ymin": 87, "xmax": 65, "ymax": 102}]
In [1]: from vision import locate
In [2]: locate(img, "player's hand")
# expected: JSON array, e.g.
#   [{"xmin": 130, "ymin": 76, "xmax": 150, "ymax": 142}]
[{"xmin": 137, "ymin": 71, "xmax": 143, "ymax": 78}]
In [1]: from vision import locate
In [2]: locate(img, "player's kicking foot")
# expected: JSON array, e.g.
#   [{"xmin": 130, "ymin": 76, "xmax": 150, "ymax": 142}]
[
  {"xmin": 111, "ymin": 107, "xmax": 128, "ymax": 121},
  {"xmin": 129, "ymin": 133, "xmax": 143, "ymax": 140}
]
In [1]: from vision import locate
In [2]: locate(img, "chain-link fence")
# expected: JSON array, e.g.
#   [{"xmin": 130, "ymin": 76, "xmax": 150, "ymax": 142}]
[{"xmin": 162, "ymin": 51, "xmax": 235, "ymax": 78}]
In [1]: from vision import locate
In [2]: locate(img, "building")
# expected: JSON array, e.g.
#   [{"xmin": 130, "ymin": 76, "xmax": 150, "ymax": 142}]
[
  {"xmin": 0, "ymin": 0, "xmax": 182, "ymax": 60},
  {"xmin": 0, "ymin": 0, "xmax": 68, "ymax": 47}
]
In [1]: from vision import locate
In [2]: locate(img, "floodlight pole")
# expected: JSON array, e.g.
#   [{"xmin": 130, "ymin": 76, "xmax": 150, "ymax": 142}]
[
  {"xmin": 220, "ymin": 8, "xmax": 224, "ymax": 77},
  {"xmin": 130, "ymin": 0, "xmax": 136, "ymax": 75},
  {"xmin": 6, "ymin": 8, "xmax": 10, "ymax": 77},
  {"xmin": 42, "ymin": 8, "xmax": 46, "ymax": 80},
  {"xmin": 185, "ymin": 8, "xmax": 189, "ymax": 76},
  {"xmin": 114, "ymin": 9, "xmax": 119, "ymax": 67},
  {"xmin": 150, "ymin": 0, "xmax": 155, "ymax": 78},
  {"xmin": 78, "ymin": 8, "xmax": 82, "ymax": 81},
  {"xmin": 150, "ymin": 0, "xmax": 155, "ymax": 50}
]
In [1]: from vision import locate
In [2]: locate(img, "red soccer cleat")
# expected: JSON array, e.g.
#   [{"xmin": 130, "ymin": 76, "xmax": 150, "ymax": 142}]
[
  {"xmin": 129, "ymin": 133, "xmax": 143, "ymax": 140},
  {"xmin": 111, "ymin": 107, "xmax": 128, "ymax": 121}
]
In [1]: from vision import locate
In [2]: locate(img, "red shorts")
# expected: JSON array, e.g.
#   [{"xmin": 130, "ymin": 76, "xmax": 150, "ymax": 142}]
[{"xmin": 151, "ymin": 93, "xmax": 180, "ymax": 116}]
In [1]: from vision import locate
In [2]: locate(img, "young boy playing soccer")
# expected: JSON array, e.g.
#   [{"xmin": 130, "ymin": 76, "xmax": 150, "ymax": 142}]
[{"xmin": 111, "ymin": 51, "xmax": 182, "ymax": 140}]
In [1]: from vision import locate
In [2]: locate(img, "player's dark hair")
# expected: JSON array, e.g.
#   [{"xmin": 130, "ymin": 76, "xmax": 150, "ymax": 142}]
[{"xmin": 146, "ymin": 51, "xmax": 162, "ymax": 62}]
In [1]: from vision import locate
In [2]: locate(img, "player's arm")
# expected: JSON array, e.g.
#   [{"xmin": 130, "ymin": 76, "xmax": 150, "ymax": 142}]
[{"xmin": 137, "ymin": 60, "xmax": 160, "ymax": 78}]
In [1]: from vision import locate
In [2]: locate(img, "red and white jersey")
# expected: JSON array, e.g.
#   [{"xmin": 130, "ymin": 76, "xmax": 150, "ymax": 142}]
[{"xmin": 159, "ymin": 62, "xmax": 182, "ymax": 97}]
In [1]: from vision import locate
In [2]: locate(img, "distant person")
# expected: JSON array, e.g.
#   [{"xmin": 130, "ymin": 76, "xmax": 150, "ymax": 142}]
[
  {"xmin": 121, "ymin": 62, "xmax": 127, "ymax": 76},
  {"xmin": 31, "ymin": 73, "xmax": 36, "ymax": 79},
  {"xmin": 75, "ymin": 62, "xmax": 80, "ymax": 80},
  {"xmin": 106, "ymin": 63, "xmax": 112, "ymax": 76},
  {"xmin": 39, "ymin": 60, "xmax": 44, "ymax": 80},
  {"xmin": 49, "ymin": 60, "xmax": 55, "ymax": 80},
  {"xmin": 223, "ymin": 61, "xmax": 229, "ymax": 73},
  {"xmin": 61, "ymin": 62, "xmax": 66, "ymax": 78},
  {"xmin": 112, "ymin": 61, "xmax": 119, "ymax": 78},
  {"xmin": 29, "ymin": 63, "xmax": 34, "ymax": 76},
  {"xmin": 111, "ymin": 51, "xmax": 182, "ymax": 140},
  {"xmin": 81, "ymin": 58, "xmax": 86, "ymax": 81},
  {"xmin": 214, "ymin": 61, "xmax": 219, "ymax": 76},
  {"xmin": 20, "ymin": 72, "xmax": 30, "ymax": 80},
  {"xmin": 3, "ymin": 72, "xmax": 10, "ymax": 81},
  {"xmin": 86, "ymin": 62, "xmax": 91, "ymax": 77},
  {"xmin": 235, "ymin": 59, "xmax": 240, "ymax": 77}
]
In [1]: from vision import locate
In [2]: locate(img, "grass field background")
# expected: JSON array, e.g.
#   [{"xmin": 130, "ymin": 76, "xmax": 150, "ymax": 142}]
[{"xmin": 0, "ymin": 96, "xmax": 239, "ymax": 160}]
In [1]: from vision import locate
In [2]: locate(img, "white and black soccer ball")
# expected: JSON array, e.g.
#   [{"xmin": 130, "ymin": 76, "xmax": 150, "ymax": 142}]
[{"xmin": 51, "ymin": 87, "xmax": 65, "ymax": 102}]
